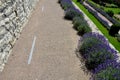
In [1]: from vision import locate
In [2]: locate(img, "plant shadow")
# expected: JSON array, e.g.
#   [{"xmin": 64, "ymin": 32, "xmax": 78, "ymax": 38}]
[{"xmin": 75, "ymin": 45, "xmax": 92, "ymax": 76}]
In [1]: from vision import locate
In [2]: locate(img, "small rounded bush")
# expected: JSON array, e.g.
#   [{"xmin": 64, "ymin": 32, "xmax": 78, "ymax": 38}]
[
  {"xmin": 72, "ymin": 13, "xmax": 91, "ymax": 35},
  {"xmin": 109, "ymin": 23, "xmax": 120, "ymax": 36},
  {"xmin": 117, "ymin": 35, "xmax": 120, "ymax": 42},
  {"xmin": 64, "ymin": 8, "xmax": 81, "ymax": 20},
  {"xmin": 77, "ymin": 24, "xmax": 92, "ymax": 35},
  {"xmin": 73, "ymin": 15, "xmax": 84, "ymax": 24},
  {"xmin": 106, "ymin": 10, "xmax": 114, "ymax": 17},
  {"xmin": 79, "ymin": 32, "xmax": 117, "ymax": 70},
  {"xmin": 61, "ymin": 3, "xmax": 73, "ymax": 10},
  {"xmin": 91, "ymin": 60, "xmax": 120, "ymax": 80},
  {"xmin": 59, "ymin": 0, "xmax": 73, "ymax": 10},
  {"xmin": 80, "ymin": 37, "xmax": 102, "ymax": 58},
  {"xmin": 73, "ymin": 17, "xmax": 85, "ymax": 29},
  {"xmin": 85, "ymin": 43, "xmax": 115, "ymax": 70}
]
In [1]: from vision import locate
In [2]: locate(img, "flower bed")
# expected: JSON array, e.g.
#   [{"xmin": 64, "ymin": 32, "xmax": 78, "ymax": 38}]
[
  {"xmin": 78, "ymin": 32, "xmax": 120, "ymax": 80},
  {"xmin": 91, "ymin": 60, "xmax": 120, "ymax": 80},
  {"xmin": 59, "ymin": 0, "xmax": 120, "ymax": 80},
  {"xmin": 86, "ymin": 1, "xmax": 119, "ymax": 24},
  {"xmin": 59, "ymin": 0, "xmax": 91, "ymax": 35},
  {"xmin": 79, "ymin": 32, "xmax": 118, "ymax": 70},
  {"xmin": 83, "ymin": 2, "xmax": 111, "ymax": 30}
]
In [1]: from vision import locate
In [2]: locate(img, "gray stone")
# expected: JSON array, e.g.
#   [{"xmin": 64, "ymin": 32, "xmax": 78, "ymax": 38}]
[
  {"xmin": 0, "ymin": 26, "xmax": 6, "ymax": 34},
  {"xmin": 4, "ymin": 6, "xmax": 13, "ymax": 16},
  {"xmin": 8, "ymin": 12, "xmax": 16, "ymax": 20},
  {"xmin": 0, "ymin": 0, "xmax": 39, "ymax": 72}
]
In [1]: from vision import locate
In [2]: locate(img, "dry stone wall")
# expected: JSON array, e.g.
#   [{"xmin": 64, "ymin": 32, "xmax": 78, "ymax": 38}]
[{"xmin": 0, "ymin": 0, "xmax": 38, "ymax": 71}]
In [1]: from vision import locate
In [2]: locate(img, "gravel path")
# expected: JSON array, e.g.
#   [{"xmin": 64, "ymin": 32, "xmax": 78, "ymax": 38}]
[{"xmin": 0, "ymin": 0, "xmax": 90, "ymax": 80}]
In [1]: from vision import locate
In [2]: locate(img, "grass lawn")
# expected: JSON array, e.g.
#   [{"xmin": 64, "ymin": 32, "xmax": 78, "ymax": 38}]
[
  {"xmin": 104, "ymin": 8, "xmax": 120, "ymax": 14},
  {"xmin": 88, "ymin": 0, "xmax": 120, "ymax": 14},
  {"xmin": 73, "ymin": 0, "xmax": 120, "ymax": 52}
]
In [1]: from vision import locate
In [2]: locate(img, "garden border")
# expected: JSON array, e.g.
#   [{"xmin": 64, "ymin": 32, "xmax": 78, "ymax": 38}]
[{"xmin": 72, "ymin": 1, "xmax": 120, "ymax": 62}]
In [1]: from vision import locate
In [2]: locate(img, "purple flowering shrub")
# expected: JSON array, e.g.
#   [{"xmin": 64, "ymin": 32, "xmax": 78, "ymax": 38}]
[
  {"xmin": 79, "ymin": 32, "xmax": 117, "ymax": 70},
  {"xmin": 91, "ymin": 60, "xmax": 120, "ymax": 80},
  {"xmin": 73, "ymin": 16, "xmax": 85, "ymax": 29},
  {"xmin": 77, "ymin": 23, "xmax": 91, "ymax": 35},
  {"xmin": 59, "ymin": 0, "xmax": 73, "ymax": 10},
  {"xmin": 59, "ymin": 0, "xmax": 82, "ymax": 20},
  {"xmin": 64, "ymin": 8, "xmax": 81, "ymax": 20}
]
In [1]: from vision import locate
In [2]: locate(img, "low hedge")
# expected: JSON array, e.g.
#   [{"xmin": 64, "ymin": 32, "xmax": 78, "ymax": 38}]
[
  {"xmin": 91, "ymin": 60, "xmax": 120, "ymax": 80},
  {"xmin": 59, "ymin": 0, "xmax": 92, "ymax": 35},
  {"xmin": 106, "ymin": 10, "xmax": 114, "ymax": 17},
  {"xmin": 109, "ymin": 23, "xmax": 120, "ymax": 36},
  {"xmin": 73, "ymin": 16, "xmax": 91, "ymax": 35},
  {"xmin": 83, "ymin": 3, "xmax": 111, "ymax": 30},
  {"xmin": 86, "ymin": 1, "xmax": 119, "ymax": 24},
  {"xmin": 117, "ymin": 35, "xmax": 120, "ymax": 42},
  {"xmin": 77, "ymin": 23, "xmax": 91, "ymax": 36},
  {"xmin": 79, "ymin": 32, "xmax": 117, "ymax": 70},
  {"xmin": 73, "ymin": 16, "xmax": 84, "ymax": 29},
  {"xmin": 64, "ymin": 8, "xmax": 81, "ymax": 20},
  {"xmin": 59, "ymin": 0, "xmax": 74, "ymax": 10}
]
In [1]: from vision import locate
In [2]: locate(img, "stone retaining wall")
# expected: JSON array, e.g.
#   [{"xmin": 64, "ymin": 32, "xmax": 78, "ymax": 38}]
[{"xmin": 0, "ymin": 0, "xmax": 38, "ymax": 72}]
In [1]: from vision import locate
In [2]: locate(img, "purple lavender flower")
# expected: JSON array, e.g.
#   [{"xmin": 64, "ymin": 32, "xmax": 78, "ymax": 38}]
[
  {"xmin": 79, "ymin": 32, "xmax": 118, "ymax": 70},
  {"xmin": 91, "ymin": 60, "xmax": 120, "ymax": 80}
]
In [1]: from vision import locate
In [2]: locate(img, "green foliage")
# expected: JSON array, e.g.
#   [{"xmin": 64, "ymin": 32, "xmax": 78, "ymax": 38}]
[
  {"xmin": 62, "ymin": 3, "xmax": 73, "ymax": 10},
  {"xmin": 94, "ymin": 66, "xmax": 120, "ymax": 80},
  {"xmin": 64, "ymin": 8, "xmax": 80, "ymax": 20},
  {"xmin": 73, "ymin": 16, "xmax": 84, "ymax": 29},
  {"xmin": 72, "ymin": 16, "xmax": 91, "ymax": 35},
  {"xmin": 109, "ymin": 24, "xmax": 120, "ymax": 36},
  {"xmin": 77, "ymin": 24, "xmax": 92, "ymax": 35},
  {"xmin": 73, "ymin": 0, "xmax": 120, "ymax": 52},
  {"xmin": 79, "ymin": 33, "xmax": 115, "ymax": 70},
  {"xmin": 117, "ymin": 35, "xmax": 120, "ymax": 42},
  {"xmin": 106, "ymin": 10, "xmax": 114, "ymax": 17},
  {"xmin": 80, "ymin": 37, "xmax": 101, "ymax": 56}
]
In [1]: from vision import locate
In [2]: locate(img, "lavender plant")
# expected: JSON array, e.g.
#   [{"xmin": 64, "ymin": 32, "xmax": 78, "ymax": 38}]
[
  {"xmin": 79, "ymin": 32, "xmax": 117, "ymax": 70},
  {"xmin": 73, "ymin": 16, "xmax": 85, "ymax": 29},
  {"xmin": 59, "ymin": 0, "xmax": 73, "ymax": 10},
  {"xmin": 64, "ymin": 8, "xmax": 81, "ymax": 20},
  {"xmin": 91, "ymin": 60, "xmax": 120, "ymax": 80},
  {"xmin": 81, "ymin": 32, "xmax": 109, "ymax": 45},
  {"xmin": 77, "ymin": 23, "xmax": 91, "ymax": 35}
]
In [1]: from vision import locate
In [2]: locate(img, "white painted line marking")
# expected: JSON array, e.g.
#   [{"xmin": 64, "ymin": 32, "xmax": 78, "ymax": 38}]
[
  {"xmin": 28, "ymin": 36, "xmax": 37, "ymax": 64},
  {"xmin": 42, "ymin": 6, "xmax": 44, "ymax": 12}
]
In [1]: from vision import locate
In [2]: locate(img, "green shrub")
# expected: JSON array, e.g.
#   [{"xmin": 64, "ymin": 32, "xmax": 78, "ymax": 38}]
[
  {"xmin": 77, "ymin": 0, "xmax": 80, "ymax": 2},
  {"xmin": 59, "ymin": 0, "xmax": 74, "ymax": 10},
  {"xmin": 77, "ymin": 24, "xmax": 92, "ymax": 35},
  {"xmin": 64, "ymin": 8, "xmax": 80, "ymax": 20},
  {"xmin": 62, "ymin": 3, "xmax": 73, "ymax": 10},
  {"xmin": 79, "ymin": 33, "xmax": 116, "ymax": 70},
  {"xmin": 106, "ymin": 10, "xmax": 114, "ymax": 17},
  {"xmin": 92, "ymin": 60, "xmax": 120, "ymax": 80},
  {"xmin": 72, "ymin": 16, "xmax": 91, "ymax": 35},
  {"xmin": 109, "ymin": 24, "xmax": 120, "ymax": 36},
  {"xmin": 73, "ymin": 15, "xmax": 84, "ymax": 23},
  {"xmin": 117, "ymin": 35, "xmax": 120, "ymax": 42},
  {"xmin": 85, "ymin": 45, "xmax": 114, "ymax": 70},
  {"xmin": 73, "ymin": 17, "xmax": 84, "ymax": 29}
]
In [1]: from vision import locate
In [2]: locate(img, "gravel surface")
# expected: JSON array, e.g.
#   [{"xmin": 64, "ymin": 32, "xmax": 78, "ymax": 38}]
[{"xmin": 0, "ymin": 0, "xmax": 90, "ymax": 80}]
